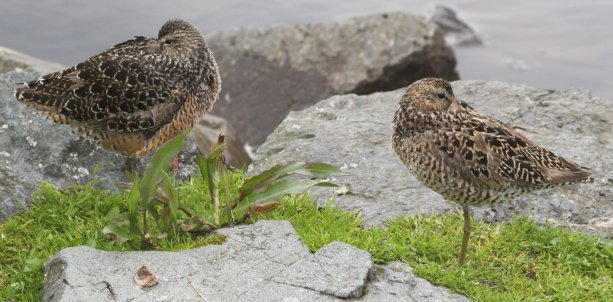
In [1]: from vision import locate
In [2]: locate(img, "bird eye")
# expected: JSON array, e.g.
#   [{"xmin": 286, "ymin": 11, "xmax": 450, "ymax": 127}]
[
  {"xmin": 163, "ymin": 39, "xmax": 173, "ymax": 45},
  {"xmin": 436, "ymin": 92, "xmax": 446, "ymax": 99}
]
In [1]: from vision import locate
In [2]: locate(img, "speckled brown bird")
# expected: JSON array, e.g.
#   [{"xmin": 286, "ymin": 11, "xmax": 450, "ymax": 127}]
[
  {"xmin": 14, "ymin": 19, "xmax": 221, "ymax": 156},
  {"xmin": 392, "ymin": 78, "xmax": 592, "ymax": 265}
]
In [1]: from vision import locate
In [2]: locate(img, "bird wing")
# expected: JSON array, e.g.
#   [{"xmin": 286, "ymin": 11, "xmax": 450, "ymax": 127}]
[
  {"xmin": 15, "ymin": 36, "xmax": 182, "ymax": 135},
  {"xmin": 431, "ymin": 102, "xmax": 591, "ymax": 187}
]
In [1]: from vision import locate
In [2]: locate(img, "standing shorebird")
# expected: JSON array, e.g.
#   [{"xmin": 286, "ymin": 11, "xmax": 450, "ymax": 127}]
[
  {"xmin": 392, "ymin": 78, "xmax": 592, "ymax": 266},
  {"xmin": 15, "ymin": 19, "xmax": 221, "ymax": 156}
]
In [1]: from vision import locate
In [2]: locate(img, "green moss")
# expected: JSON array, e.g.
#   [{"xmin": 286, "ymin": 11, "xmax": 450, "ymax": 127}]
[
  {"xmin": 195, "ymin": 233, "xmax": 227, "ymax": 247},
  {"xmin": 1, "ymin": 176, "xmax": 611, "ymax": 302}
]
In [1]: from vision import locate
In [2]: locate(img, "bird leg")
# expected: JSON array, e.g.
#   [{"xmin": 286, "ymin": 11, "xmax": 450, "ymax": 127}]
[
  {"xmin": 458, "ymin": 205, "xmax": 471, "ymax": 266},
  {"xmin": 124, "ymin": 156, "xmax": 142, "ymax": 178}
]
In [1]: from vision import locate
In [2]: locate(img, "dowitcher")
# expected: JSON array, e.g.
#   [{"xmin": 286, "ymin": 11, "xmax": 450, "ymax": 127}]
[
  {"xmin": 392, "ymin": 78, "xmax": 592, "ymax": 265},
  {"xmin": 15, "ymin": 19, "xmax": 220, "ymax": 156}
]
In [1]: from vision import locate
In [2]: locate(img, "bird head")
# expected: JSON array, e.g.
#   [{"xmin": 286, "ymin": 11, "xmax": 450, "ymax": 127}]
[
  {"xmin": 156, "ymin": 19, "xmax": 209, "ymax": 61},
  {"xmin": 155, "ymin": 19, "xmax": 220, "ymax": 93},
  {"xmin": 400, "ymin": 78, "xmax": 455, "ymax": 111}
]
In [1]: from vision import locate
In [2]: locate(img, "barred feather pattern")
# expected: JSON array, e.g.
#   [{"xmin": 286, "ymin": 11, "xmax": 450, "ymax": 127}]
[
  {"xmin": 14, "ymin": 19, "xmax": 221, "ymax": 156},
  {"xmin": 392, "ymin": 78, "xmax": 592, "ymax": 206}
]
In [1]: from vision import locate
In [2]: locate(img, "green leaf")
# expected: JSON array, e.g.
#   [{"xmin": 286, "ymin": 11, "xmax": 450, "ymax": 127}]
[
  {"xmin": 140, "ymin": 131, "xmax": 188, "ymax": 209},
  {"xmin": 237, "ymin": 179, "xmax": 336, "ymax": 212},
  {"xmin": 102, "ymin": 224, "xmax": 133, "ymax": 243},
  {"xmin": 127, "ymin": 179, "xmax": 140, "ymax": 232},
  {"xmin": 23, "ymin": 258, "xmax": 44, "ymax": 272},
  {"xmin": 161, "ymin": 170, "xmax": 179, "ymax": 233},
  {"xmin": 300, "ymin": 162, "xmax": 352, "ymax": 178},
  {"xmin": 241, "ymin": 162, "xmax": 306, "ymax": 197},
  {"xmin": 209, "ymin": 143, "xmax": 225, "ymax": 160},
  {"xmin": 92, "ymin": 163, "xmax": 101, "ymax": 175},
  {"xmin": 105, "ymin": 206, "xmax": 125, "ymax": 223},
  {"xmin": 198, "ymin": 152, "xmax": 223, "ymax": 194}
]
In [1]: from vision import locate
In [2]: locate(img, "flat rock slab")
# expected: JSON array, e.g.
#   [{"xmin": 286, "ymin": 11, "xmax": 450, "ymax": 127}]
[
  {"xmin": 272, "ymin": 241, "xmax": 372, "ymax": 298},
  {"xmin": 42, "ymin": 220, "xmax": 468, "ymax": 302},
  {"xmin": 252, "ymin": 81, "xmax": 613, "ymax": 235},
  {"xmin": 208, "ymin": 12, "xmax": 456, "ymax": 147}
]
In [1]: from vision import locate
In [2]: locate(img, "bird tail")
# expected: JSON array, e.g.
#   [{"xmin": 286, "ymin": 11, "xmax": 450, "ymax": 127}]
[{"xmin": 545, "ymin": 168, "xmax": 593, "ymax": 185}]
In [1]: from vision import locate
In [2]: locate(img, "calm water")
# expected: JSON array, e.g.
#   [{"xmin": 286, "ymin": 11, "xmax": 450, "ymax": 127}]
[{"xmin": 1, "ymin": 0, "xmax": 612, "ymax": 101}]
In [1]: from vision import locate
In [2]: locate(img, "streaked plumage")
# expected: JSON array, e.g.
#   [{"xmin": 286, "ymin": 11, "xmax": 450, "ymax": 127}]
[
  {"xmin": 15, "ymin": 19, "xmax": 221, "ymax": 156},
  {"xmin": 392, "ymin": 78, "xmax": 592, "ymax": 265}
]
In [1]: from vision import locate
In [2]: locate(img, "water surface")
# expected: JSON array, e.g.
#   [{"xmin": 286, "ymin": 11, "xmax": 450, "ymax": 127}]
[{"xmin": 1, "ymin": 0, "xmax": 611, "ymax": 100}]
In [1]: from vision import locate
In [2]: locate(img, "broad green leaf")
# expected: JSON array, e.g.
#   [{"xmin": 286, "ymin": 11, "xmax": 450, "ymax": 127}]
[
  {"xmin": 241, "ymin": 162, "xmax": 306, "ymax": 197},
  {"xmin": 140, "ymin": 131, "xmax": 188, "ymax": 210},
  {"xmin": 102, "ymin": 224, "xmax": 132, "ymax": 243},
  {"xmin": 197, "ymin": 156, "xmax": 209, "ymax": 182},
  {"xmin": 237, "ymin": 179, "xmax": 337, "ymax": 212},
  {"xmin": 23, "ymin": 258, "xmax": 44, "ymax": 272},
  {"xmin": 299, "ymin": 162, "xmax": 352, "ymax": 178},
  {"xmin": 104, "ymin": 209, "xmax": 130, "ymax": 228},
  {"xmin": 161, "ymin": 170, "xmax": 179, "ymax": 229},
  {"xmin": 127, "ymin": 179, "xmax": 140, "ymax": 232},
  {"xmin": 198, "ymin": 156, "xmax": 218, "ymax": 197},
  {"xmin": 209, "ymin": 143, "xmax": 225, "ymax": 160},
  {"xmin": 105, "ymin": 206, "xmax": 121, "ymax": 221}
]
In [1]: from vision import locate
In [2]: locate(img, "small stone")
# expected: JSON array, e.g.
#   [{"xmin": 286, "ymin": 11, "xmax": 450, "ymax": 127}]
[{"xmin": 133, "ymin": 266, "xmax": 159, "ymax": 288}]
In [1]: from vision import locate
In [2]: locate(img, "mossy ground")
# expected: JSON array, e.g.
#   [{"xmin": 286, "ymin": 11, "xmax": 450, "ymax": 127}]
[{"xmin": 1, "ymin": 173, "xmax": 611, "ymax": 301}]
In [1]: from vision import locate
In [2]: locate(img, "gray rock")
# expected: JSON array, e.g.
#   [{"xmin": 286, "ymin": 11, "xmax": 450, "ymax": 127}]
[
  {"xmin": 208, "ymin": 12, "xmax": 456, "ymax": 147},
  {"xmin": 1, "ymin": 71, "xmax": 124, "ymax": 221},
  {"xmin": 0, "ymin": 71, "xmax": 244, "ymax": 222},
  {"xmin": 192, "ymin": 114, "xmax": 252, "ymax": 168},
  {"xmin": 430, "ymin": 5, "xmax": 483, "ymax": 46},
  {"xmin": 364, "ymin": 261, "xmax": 469, "ymax": 302},
  {"xmin": 272, "ymin": 241, "xmax": 372, "ymax": 298},
  {"xmin": 42, "ymin": 220, "xmax": 467, "ymax": 301},
  {"xmin": 0, "ymin": 46, "xmax": 65, "ymax": 74},
  {"xmin": 252, "ymin": 81, "xmax": 613, "ymax": 235}
]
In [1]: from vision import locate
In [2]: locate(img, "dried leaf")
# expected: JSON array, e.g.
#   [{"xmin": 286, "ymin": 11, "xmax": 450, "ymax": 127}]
[
  {"xmin": 133, "ymin": 266, "xmax": 159, "ymax": 288},
  {"xmin": 248, "ymin": 202, "xmax": 281, "ymax": 215}
]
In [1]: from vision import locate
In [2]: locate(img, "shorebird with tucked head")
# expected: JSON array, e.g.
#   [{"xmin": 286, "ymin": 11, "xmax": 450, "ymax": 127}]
[
  {"xmin": 15, "ymin": 19, "xmax": 221, "ymax": 156},
  {"xmin": 392, "ymin": 78, "xmax": 592, "ymax": 265}
]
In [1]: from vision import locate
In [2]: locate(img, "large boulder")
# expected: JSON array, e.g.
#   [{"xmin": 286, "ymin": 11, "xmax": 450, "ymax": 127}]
[
  {"xmin": 1, "ymin": 72, "xmax": 122, "ymax": 221},
  {"xmin": 208, "ymin": 12, "xmax": 456, "ymax": 148},
  {"xmin": 252, "ymin": 81, "xmax": 613, "ymax": 235},
  {"xmin": 42, "ymin": 220, "xmax": 468, "ymax": 301},
  {"xmin": 0, "ymin": 46, "xmax": 65, "ymax": 74},
  {"xmin": 429, "ymin": 5, "xmax": 482, "ymax": 46}
]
